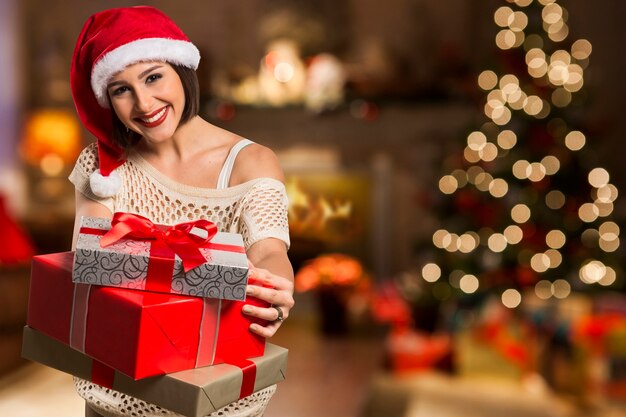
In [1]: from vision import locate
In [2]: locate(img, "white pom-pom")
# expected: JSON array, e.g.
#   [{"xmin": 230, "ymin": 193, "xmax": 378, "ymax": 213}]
[{"xmin": 90, "ymin": 169, "xmax": 122, "ymax": 198}]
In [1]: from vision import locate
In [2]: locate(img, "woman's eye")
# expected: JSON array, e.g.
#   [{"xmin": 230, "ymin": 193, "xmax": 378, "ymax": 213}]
[
  {"xmin": 111, "ymin": 86, "xmax": 130, "ymax": 96},
  {"xmin": 146, "ymin": 74, "xmax": 162, "ymax": 83}
]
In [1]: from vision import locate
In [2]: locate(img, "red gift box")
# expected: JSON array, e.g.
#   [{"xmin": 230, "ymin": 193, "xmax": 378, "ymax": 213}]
[{"xmin": 26, "ymin": 252, "xmax": 266, "ymax": 379}]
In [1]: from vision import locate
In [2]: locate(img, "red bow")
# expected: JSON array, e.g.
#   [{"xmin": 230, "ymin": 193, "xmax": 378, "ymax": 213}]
[{"xmin": 100, "ymin": 212, "xmax": 217, "ymax": 272}]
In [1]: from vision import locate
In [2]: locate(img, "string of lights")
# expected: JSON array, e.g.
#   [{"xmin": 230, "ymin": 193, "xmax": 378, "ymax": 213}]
[{"xmin": 420, "ymin": 0, "xmax": 621, "ymax": 309}]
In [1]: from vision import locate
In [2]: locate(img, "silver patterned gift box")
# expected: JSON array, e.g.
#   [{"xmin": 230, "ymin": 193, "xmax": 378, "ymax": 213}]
[{"xmin": 73, "ymin": 216, "xmax": 249, "ymax": 301}]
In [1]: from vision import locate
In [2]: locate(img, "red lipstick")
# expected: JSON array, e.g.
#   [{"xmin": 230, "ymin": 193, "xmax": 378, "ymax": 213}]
[{"xmin": 135, "ymin": 106, "xmax": 169, "ymax": 128}]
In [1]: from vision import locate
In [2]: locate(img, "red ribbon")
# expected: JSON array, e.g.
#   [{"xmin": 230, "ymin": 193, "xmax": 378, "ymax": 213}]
[
  {"xmin": 91, "ymin": 359, "xmax": 116, "ymax": 389},
  {"xmin": 85, "ymin": 213, "xmax": 220, "ymax": 293},
  {"xmin": 101, "ymin": 212, "xmax": 218, "ymax": 273},
  {"xmin": 232, "ymin": 358, "xmax": 258, "ymax": 399}
]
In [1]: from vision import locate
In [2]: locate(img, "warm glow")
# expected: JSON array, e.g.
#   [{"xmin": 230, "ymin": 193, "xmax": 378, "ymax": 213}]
[
  {"xmin": 500, "ymin": 74, "xmax": 520, "ymax": 96},
  {"xmin": 504, "ymin": 225, "xmax": 523, "ymax": 244},
  {"xmin": 459, "ymin": 233, "xmax": 479, "ymax": 253},
  {"xmin": 512, "ymin": 0, "xmax": 533, "ymax": 7},
  {"xmin": 480, "ymin": 143, "xmax": 499, "ymax": 162},
  {"xmin": 596, "ymin": 184, "xmax": 618, "ymax": 203},
  {"xmin": 598, "ymin": 222, "xmax": 620, "ymax": 252},
  {"xmin": 541, "ymin": 155, "xmax": 560, "ymax": 175},
  {"xmin": 433, "ymin": 229, "xmax": 450, "ymax": 249},
  {"xmin": 464, "ymin": 147, "xmax": 481, "ymax": 163},
  {"xmin": 467, "ymin": 166, "xmax": 485, "ymax": 184},
  {"xmin": 511, "ymin": 204, "xmax": 531, "ymax": 223},
  {"xmin": 599, "ymin": 236, "xmax": 620, "ymax": 253},
  {"xmin": 489, "ymin": 178, "xmax": 509, "ymax": 198},
  {"xmin": 444, "ymin": 233, "xmax": 460, "ymax": 252},
  {"xmin": 571, "ymin": 39, "xmax": 592, "ymax": 60},
  {"xmin": 599, "ymin": 222, "xmax": 620, "ymax": 241},
  {"xmin": 20, "ymin": 109, "xmax": 82, "ymax": 166},
  {"xmin": 467, "ymin": 131, "xmax": 487, "ymax": 150},
  {"xmin": 460, "ymin": 274, "xmax": 480, "ymax": 294},
  {"xmin": 545, "ymin": 249, "xmax": 562, "ymax": 268},
  {"xmin": 273, "ymin": 62, "xmax": 295, "ymax": 83},
  {"xmin": 502, "ymin": 289, "xmax": 522, "ymax": 308},
  {"xmin": 580, "ymin": 260, "xmax": 607, "ymax": 284},
  {"xmin": 588, "ymin": 168, "xmax": 610, "ymax": 188},
  {"xmin": 509, "ymin": 90, "xmax": 528, "ymax": 110},
  {"xmin": 542, "ymin": 3, "xmax": 563, "ymax": 24},
  {"xmin": 526, "ymin": 48, "xmax": 548, "ymax": 78},
  {"xmin": 286, "ymin": 177, "xmax": 353, "ymax": 236},
  {"xmin": 294, "ymin": 253, "xmax": 366, "ymax": 292},
  {"xmin": 530, "ymin": 253, "xmax": 550, "ymax": 272},
  {"xmin": 40, "ymin": 154, "xmax": 65, "ymax": 176},
  {"xmin": 512, "ymin": 160, "xmax": 530, "ymax": 179},
  {"xmin": 547, "ymin": 22, "xmax": 569, "ymax": 43},
  {"xmin": 478, "ymin": 70, "xmax": 498, "ymax": 90},
  {"xmin": 496, "ymin": 29, "xmax": 522, "ymax": 50},
  {"xmin": 599, "ymin": 266, "xmax": 617, "ymax": 286},
  {"xmin": 528, "ymin": 162, "xmax": 547, "ymax": 182},
  {"xmin": 578, "ymin": 203, "xmax": 599, "ymax": 223},
  {"xmin": 595, "ymin": 201, "xmax": 614, "ymax": 218},
  {"xmin": 494, "ymin": 7, "xmax": 514, "ymax": 28},
  {"xmin": 452, "ymin": 169, "xmax": 469, "ymax": 188},
  {"xmin": 546, "ymin": 230, "xmax": 566, "ymax": 249},
  {"xmin": 510, "ymin": 12, "xmax": 529, "ymax": 31},
  {"xmin": 475, "ymin": 173, "xmax": 494, "ymax": 192},
  {"xmin": 523, "ymin": 95, "xmax": 544, "ymax": 116},
  {"xmin": 565, "ymin": 130, "xmax": 586, "ymax": 151},
  {"xmin": 439, "ymin": 175, "xmax": 458, "ymax": 195},
  {"xmin": 552, "ymin": 279, "xmax": 571, "ymax": 299},
  {"xmin": 422, "ymin": 263, "xmax": 442, "ymax": 282},
  {"xmin": 545, "ymin": 190, "xmax": 566, "ymax": 209},
  {"xmin": 497, "ymin": 130, "xmax": 517, "ymax": 149},
  {"xmin": 535, "ymin": 280, "xmax": 552, "ymax": 300},
  {"xmin": 488, "ymin": 233, "xmax": 508, "ymax": 252}
]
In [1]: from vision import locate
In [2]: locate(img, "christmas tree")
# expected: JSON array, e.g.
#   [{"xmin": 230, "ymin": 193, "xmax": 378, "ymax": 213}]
[{"xmin": 417, "ymin": 0, "xmax": 622, "ymax": 313}]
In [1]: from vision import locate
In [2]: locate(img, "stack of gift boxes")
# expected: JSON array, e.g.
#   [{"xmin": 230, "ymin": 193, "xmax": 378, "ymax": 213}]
[{"xmin": 22, "ymin": 214, "xmax": 288, "ymax": 417}]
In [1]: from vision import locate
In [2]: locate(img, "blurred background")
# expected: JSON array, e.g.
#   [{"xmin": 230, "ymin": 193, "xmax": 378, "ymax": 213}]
[{"xmin": 1, "ymin": 0, "xmax": 626, "ymax": 416}]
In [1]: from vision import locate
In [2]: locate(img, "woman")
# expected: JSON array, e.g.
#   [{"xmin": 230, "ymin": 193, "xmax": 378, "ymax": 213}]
[{"xmin": 68, "ymin": 6, "xmax": 294, "ymax": 417}]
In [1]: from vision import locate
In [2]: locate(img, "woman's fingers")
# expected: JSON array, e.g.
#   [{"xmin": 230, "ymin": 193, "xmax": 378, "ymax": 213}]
[
  {"xmin": 248, "ymin": 265, "xmax": 293, "ymax": 291},
  {"xmin": 242, "ymin": 303, "xmax": 285, "ymax": 322},
  {"xmin": 249, "ymin": 320, "xmax": 281, "ymax": 338},
  {"xmin": 246, "ymin": 265, "xmax": 294, "ymax": 307},
  {"xmin": 246, "ymin": 285, "xmax": 293, "ymax": 308},
  {"xmin": 243, "ymin": 265, "xmax": 295, "ymax": 338}
]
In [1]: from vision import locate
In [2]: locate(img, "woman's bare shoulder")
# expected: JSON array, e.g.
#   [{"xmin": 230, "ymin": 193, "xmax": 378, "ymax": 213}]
[{"xmin": 231, "ymin": 142, "xmax": 285, "ymax": 185}]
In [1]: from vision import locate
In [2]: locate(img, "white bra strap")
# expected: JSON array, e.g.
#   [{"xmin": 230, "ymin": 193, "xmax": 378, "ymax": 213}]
[{"xmin": 216, "ymin": 139, "xmax": 254, "ymax": 189}]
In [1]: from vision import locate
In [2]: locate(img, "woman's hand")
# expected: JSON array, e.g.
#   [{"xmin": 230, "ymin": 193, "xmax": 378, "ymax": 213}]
[{"xmin": 242, "ymin": 263, "xmax": 295, "ymax": 338}]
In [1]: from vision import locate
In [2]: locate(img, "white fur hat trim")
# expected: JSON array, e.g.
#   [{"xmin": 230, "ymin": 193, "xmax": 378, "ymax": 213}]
[
  {"xmin": 90, "ymin": 169, "xmax": 122, "ymax": 198},
  {"xmin": 91, "ymin": 38, "xmax": 200, "ymax": 108}
]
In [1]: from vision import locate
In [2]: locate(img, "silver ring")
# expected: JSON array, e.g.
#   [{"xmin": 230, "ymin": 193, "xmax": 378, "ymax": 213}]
[{"xmin": 272, "ymin": 305, "xmax": 284, "ymax": 322}]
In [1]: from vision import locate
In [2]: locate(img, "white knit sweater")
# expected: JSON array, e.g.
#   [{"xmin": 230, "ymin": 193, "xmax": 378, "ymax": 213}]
[{"xmin": 68, "ymin": 143, "xmax": 290, "ymax": 417}]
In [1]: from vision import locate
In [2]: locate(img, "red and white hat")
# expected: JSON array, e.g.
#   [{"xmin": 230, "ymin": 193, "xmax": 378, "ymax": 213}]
[{"xmin": 71, "ymin": 6, "xmax": 200, "ymax": 197}]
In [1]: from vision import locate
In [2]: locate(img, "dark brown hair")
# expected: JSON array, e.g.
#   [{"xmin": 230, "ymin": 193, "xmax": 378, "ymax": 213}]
[{"xmin": 110, "ymin": 64, "xmax": 200, "ymax": 150}]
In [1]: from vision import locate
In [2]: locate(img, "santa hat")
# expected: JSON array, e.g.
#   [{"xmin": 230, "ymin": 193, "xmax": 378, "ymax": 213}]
[{"xmin": 71, "ymin": 6, "xmax": 200, "ymax": 197}]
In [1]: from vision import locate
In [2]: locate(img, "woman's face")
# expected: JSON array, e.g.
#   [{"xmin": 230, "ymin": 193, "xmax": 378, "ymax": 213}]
[{"xmin": 107, "ymin": 61, "xmax": 185, "ymax": 144}]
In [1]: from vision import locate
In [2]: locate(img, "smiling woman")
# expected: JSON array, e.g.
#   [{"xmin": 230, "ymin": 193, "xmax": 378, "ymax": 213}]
[
  {"xmin": 110, "ymin": 64, "xmax": 199, "ymax": 150},
  {"xmin": 63, "ymin": 5, "xmax": 294, "ymax": 417},
  {"xmin": 107, "ymin": 63, "xmax": 187, "ymax": 145}
]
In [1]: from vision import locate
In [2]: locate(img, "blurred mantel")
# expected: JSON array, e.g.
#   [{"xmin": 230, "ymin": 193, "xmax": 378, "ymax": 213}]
[{"xmin": 208, "ymin": 101, "xmax": 476, "ymax": 167}]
